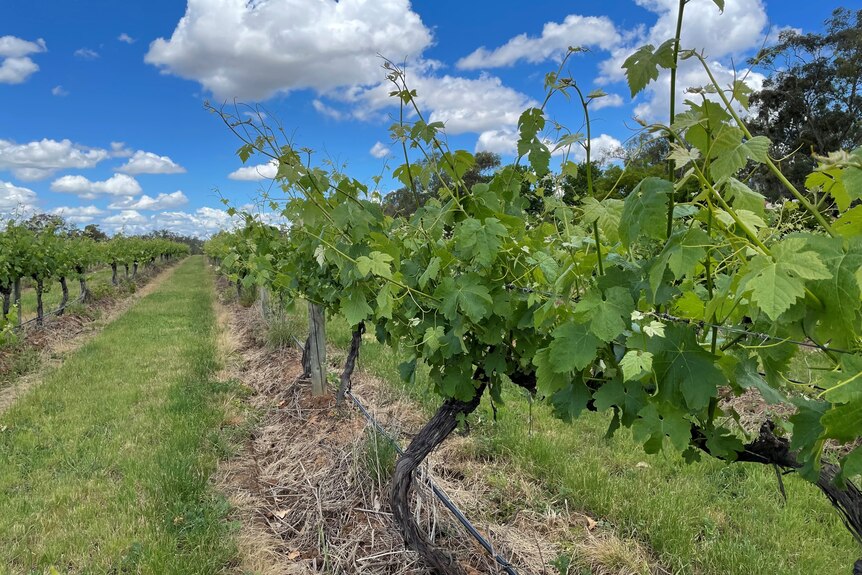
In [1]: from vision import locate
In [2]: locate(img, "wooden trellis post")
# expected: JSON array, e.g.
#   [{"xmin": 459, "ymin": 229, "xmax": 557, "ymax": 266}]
[{"xmin": 308, "ymin": 302, "xmax": 327, "ymax": 396}]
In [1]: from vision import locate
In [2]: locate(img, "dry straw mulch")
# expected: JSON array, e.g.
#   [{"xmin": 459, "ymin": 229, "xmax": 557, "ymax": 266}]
[{"xmin": 215, "ymin": 295, "xmax": 666, "ymax": 575}]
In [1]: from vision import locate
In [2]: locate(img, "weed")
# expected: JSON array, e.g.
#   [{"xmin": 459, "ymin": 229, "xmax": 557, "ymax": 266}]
[
  {"xmin": 265, "ymin": 315, "xmax": 304, "ymax": 350},
  {"xmin": 361, "ymin": 427, "xmax": 397, "ymax": 488}
]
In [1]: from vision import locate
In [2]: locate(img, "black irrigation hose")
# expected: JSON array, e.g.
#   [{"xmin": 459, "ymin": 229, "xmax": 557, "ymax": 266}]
[
  {"xmin": 346, "ymin": 389, "xmax": 520, "ymax": 575},
  {"xmin": 11, "ymin": 293, "xmax": 86, "ymax": 333},
  {"xmin": 287, "ymin": 334, "xmax": 519, "ymax": 574}
]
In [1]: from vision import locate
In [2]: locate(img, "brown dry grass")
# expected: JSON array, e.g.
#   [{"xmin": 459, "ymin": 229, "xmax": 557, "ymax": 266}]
[{"xmin": 214, "ymin": 286, "xmax": 669, "ymax": 575}]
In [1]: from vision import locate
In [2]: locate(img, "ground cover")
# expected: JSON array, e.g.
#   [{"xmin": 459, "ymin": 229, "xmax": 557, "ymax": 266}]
[{"xmin": 0, "ymin": 256, "xmax": 238, "ymax": 574}]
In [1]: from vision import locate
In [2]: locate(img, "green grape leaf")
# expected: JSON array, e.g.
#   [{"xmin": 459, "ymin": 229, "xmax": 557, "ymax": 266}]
[
  {"xmin": 581, "ymin": 197, "xmax": 624, "ymax": 243},
  {"xmin": 842, "ymin": 150, "xmax": 862, "ymax": 201},
  {"xmin": 649, "ymin": 227, "xmax": 709, "ymax": 298},
  {"xmin": 821, "ymin": 355, "xmax": 862, "ymax": 404},
  {"xmin": 805, "ymin": 237, "xmax": 862, "ymax": 347},
  {"xmin": 423, "ymin": 325, "xmax": 446, "ymax": 354},
  {"xmin": 399, "ymin": 358, "xmax": 417, "ymax": 382},
  {"xmin": 621, "ymin": 39, "xmax": 676, "ymax": 98},
  {"xmin": 419, "ymin": 256, "xmax": 441, "ymax": 288},
  {"xmin": 710, "ymin": 135, "xmax": 771, "ymax": 182},
  {"xmin": 740, "ymin": 238, "xmax": 832, "ymax": 320},
  {"xmin": 620, "ymin": 350, "xmax": 653, "ymax": 381},
  {"xmin": 435, "ymin": 274, "xmax": 493, "ymax": 323},
  {"xmin": 668, "ymin": 143, "xmax": 700, "ymax": 168},
  {"xmin": 735, "ymin": 354, "xmax": 787, "ymax": 404},
  {"xmin": 632, "ymin": 404, "xmax": 691, "ymax": 454},
  {"xmin": 548, "ymin": 321, "xmax": 601, "ymax": 373},
  {"xmin": 730, "ymin": 79, "xmax": 750, "ymax": 108},
  {"xmin": 574, "ymin": 287, "xmax": 634, "ymax": 342},
  {"xmin": 726, "ymin": 178, "xmax": 766, "ymax": 216},
  {"xmin": 649, "ymin": 324, "xmax": 723, "ymax": 410},
  {"xmin": 534, "ymin": 347, "xmax": 572, "ymax": 396},
  {"xmin": 806, "ymin": 170, "xmax": 850, "ymax": 211},
  {"xmin": 840, "ymin": 446, "xmax": 862, "ymax": 481},
  {"xmin": 355, "ymin": 251, "xmax": 393, "ymax": 279},
  {"xmin": 619, "ymin": 177, "xmax": 673, "ymax": 248},
  {"xmin": 376, "ymin": 283, "xmax": 394, "ymax": 319},
  {"xmin": 833, "ymin": 205, "xmax": 862, "ymax": 238},
  {"xmin": 342, "ymin": 287, "xmax": 373, "ymax": 327},
  {"xmin": 517, "ymin": 108, "xmax": 551, "ymax": 176},
  {"xmin": 454, "ymin": 217, "xmax": 507, "ymax": 268},
  {"xmin": 549, "ymin": 380, "xmax": 591, "ymax": 422},
  {"xmin": 789, "ymin": 397, "xmax": 828, "ymax": 479},
  {"xmin": 593, "ymin": 378, "xmax": 648, "ymax": 425},
  {"xmin": 704, "ymin": 427, "xmax": 744, "ymax": 460},
  {"xmin": 821, "ymin": 399, "xmax": 862, "ymax": 443}
]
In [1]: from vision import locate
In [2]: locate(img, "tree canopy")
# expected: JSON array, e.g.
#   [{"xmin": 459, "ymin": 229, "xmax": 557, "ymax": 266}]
[{"xmin": 748, "ymin": 8, "xmax": 862, "ymax": 199}]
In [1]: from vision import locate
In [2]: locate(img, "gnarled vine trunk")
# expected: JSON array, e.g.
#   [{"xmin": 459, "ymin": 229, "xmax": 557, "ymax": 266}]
[
  {"xmin": 335, "ymin": 322, "xmax": 364, "ymax": 405},
  {"xmin": 132, "ymin": 261, "xmax": 138, "ymax": 279},
  {"xmin": 123, "ymin": 264, "xmax": 129, "ymax": 280},
  {"xmin": 300, "ymin": 336, "xmax": 312, "ymax": 379},
  {"xmin": 76, "ymin": 266, "xmax": 90, "ymax": 302},
  {"xmin": 57, "ymin": 276, "xmax": 69, "ymax": 316},
  {"xmin": 1, "ymin": 283, "xmax": 11, "ymax": 317},
  {"xmin": 111, "ymin": 263, "xmax": 118, "ymax": 286},
  {"xmin": 391, "ymin": 377, "xmax": 487, "ymax": 575}
]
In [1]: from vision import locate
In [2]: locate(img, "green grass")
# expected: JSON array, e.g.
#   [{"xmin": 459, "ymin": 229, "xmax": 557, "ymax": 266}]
[
  {"xmin": 0, "ymin": 256, "xmax": 238, "ymax": 574},
  {"xmin": 318, "ymin": 311, "xmax": 860, "ymax": 575}
]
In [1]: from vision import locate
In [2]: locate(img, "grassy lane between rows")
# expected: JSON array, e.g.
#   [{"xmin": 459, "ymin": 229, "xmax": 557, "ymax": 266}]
[
  {"xmin": 301, "ymin": 308, "xmax": 858, "ymax": 575},
  {"xmin": 0, "ymin": 256, "xmax": 238, "ymax": 574}
]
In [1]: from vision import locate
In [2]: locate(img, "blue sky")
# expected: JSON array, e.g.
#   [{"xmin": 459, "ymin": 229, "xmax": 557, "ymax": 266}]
[{"xmin": 0, "ymin": 0, "xmax": 846, "ymax": 237}]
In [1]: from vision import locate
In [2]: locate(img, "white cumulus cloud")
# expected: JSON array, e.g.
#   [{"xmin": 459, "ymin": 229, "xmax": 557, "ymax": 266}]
[
  {"xmin": 117, "ymin": 150, "xmax": 186, "ymax": 175},
  {"xmin": 591, "ymin": 93, "xmax": 625, "ymax": 110},
  {"xmin": 145, "ymin": 0, "xmax": 433, "ymax": 101},
  {"xmin": 50, "ymin": 173, "xmax": 143, "ymax": 198},
  {"xmin": 49, "ymin": 205, "xmax": 106, "ymax": 225},
  {"xmin": 476, "ymin": 129, "xmax": 621, "ymax": 164},
  {"xmin": 457, "ymin": 15, "xmax": 621, "ymax": 70},
  {"xmin": 74, "ymin": 48, "xmax": 99, "ymax": 59},
  {"xmin": 0, "ymin": 180, "xmax": 38, "ymax": 214},
  {"xmin": 51, "ymin": 85, "xmax": 69, "ymax": 97},
  {"xmin": 118, "ymin": 33, "xmax": 136, "ymax": 44},
  {"xmin": 108, "ymin": 191, "xmax": 189, "ymax": 211},
  {"xmin": 598, "ymin": 0, "xmax": 768, "ymax": 122},
  {"xmin": 0, "ymin": 138, "xmax": 110, "ymax": 181},
  {"xmin": 0, "ymin": 36, "xmax": 47, "ymax": 84},
  {"xmin": 332, "ymin": 70, "xmax": 538, "ymax": 135},
  {"xmin": 110, "ymin": 142, "xmax": 134, "ymax": 158},
  {"xmin": 369, "ymin": 141, "xmax": 390, "ymax": 159},
  {"xmin": 228, "ymin": 159, "xmax": 278, "ymax": 181},
  {"xmin": 103, "ymin": 210, "xmax": 148, "ymax": 227}
]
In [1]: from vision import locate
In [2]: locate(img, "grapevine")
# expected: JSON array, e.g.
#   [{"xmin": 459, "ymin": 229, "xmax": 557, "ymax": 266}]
[{"xmin": 207, "ymin": 3, "xmax": 862, "ymax": 571}]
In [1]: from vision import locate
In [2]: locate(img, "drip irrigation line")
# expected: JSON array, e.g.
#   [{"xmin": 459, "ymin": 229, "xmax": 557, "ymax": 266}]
[
  {"xmin": 346, "ymin": 389, "xmax": 520, "ymax": 575},
  {"xmin": 12, "ymin": 292, "xmax": 86, "ymax": 333},
  {"xmin": 285, "ymin": 335, "xmax": 519, "ymax": 574},
  {"xmin": 504, "ymin": 284, "xmax": 858, "ymax": 356}
]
